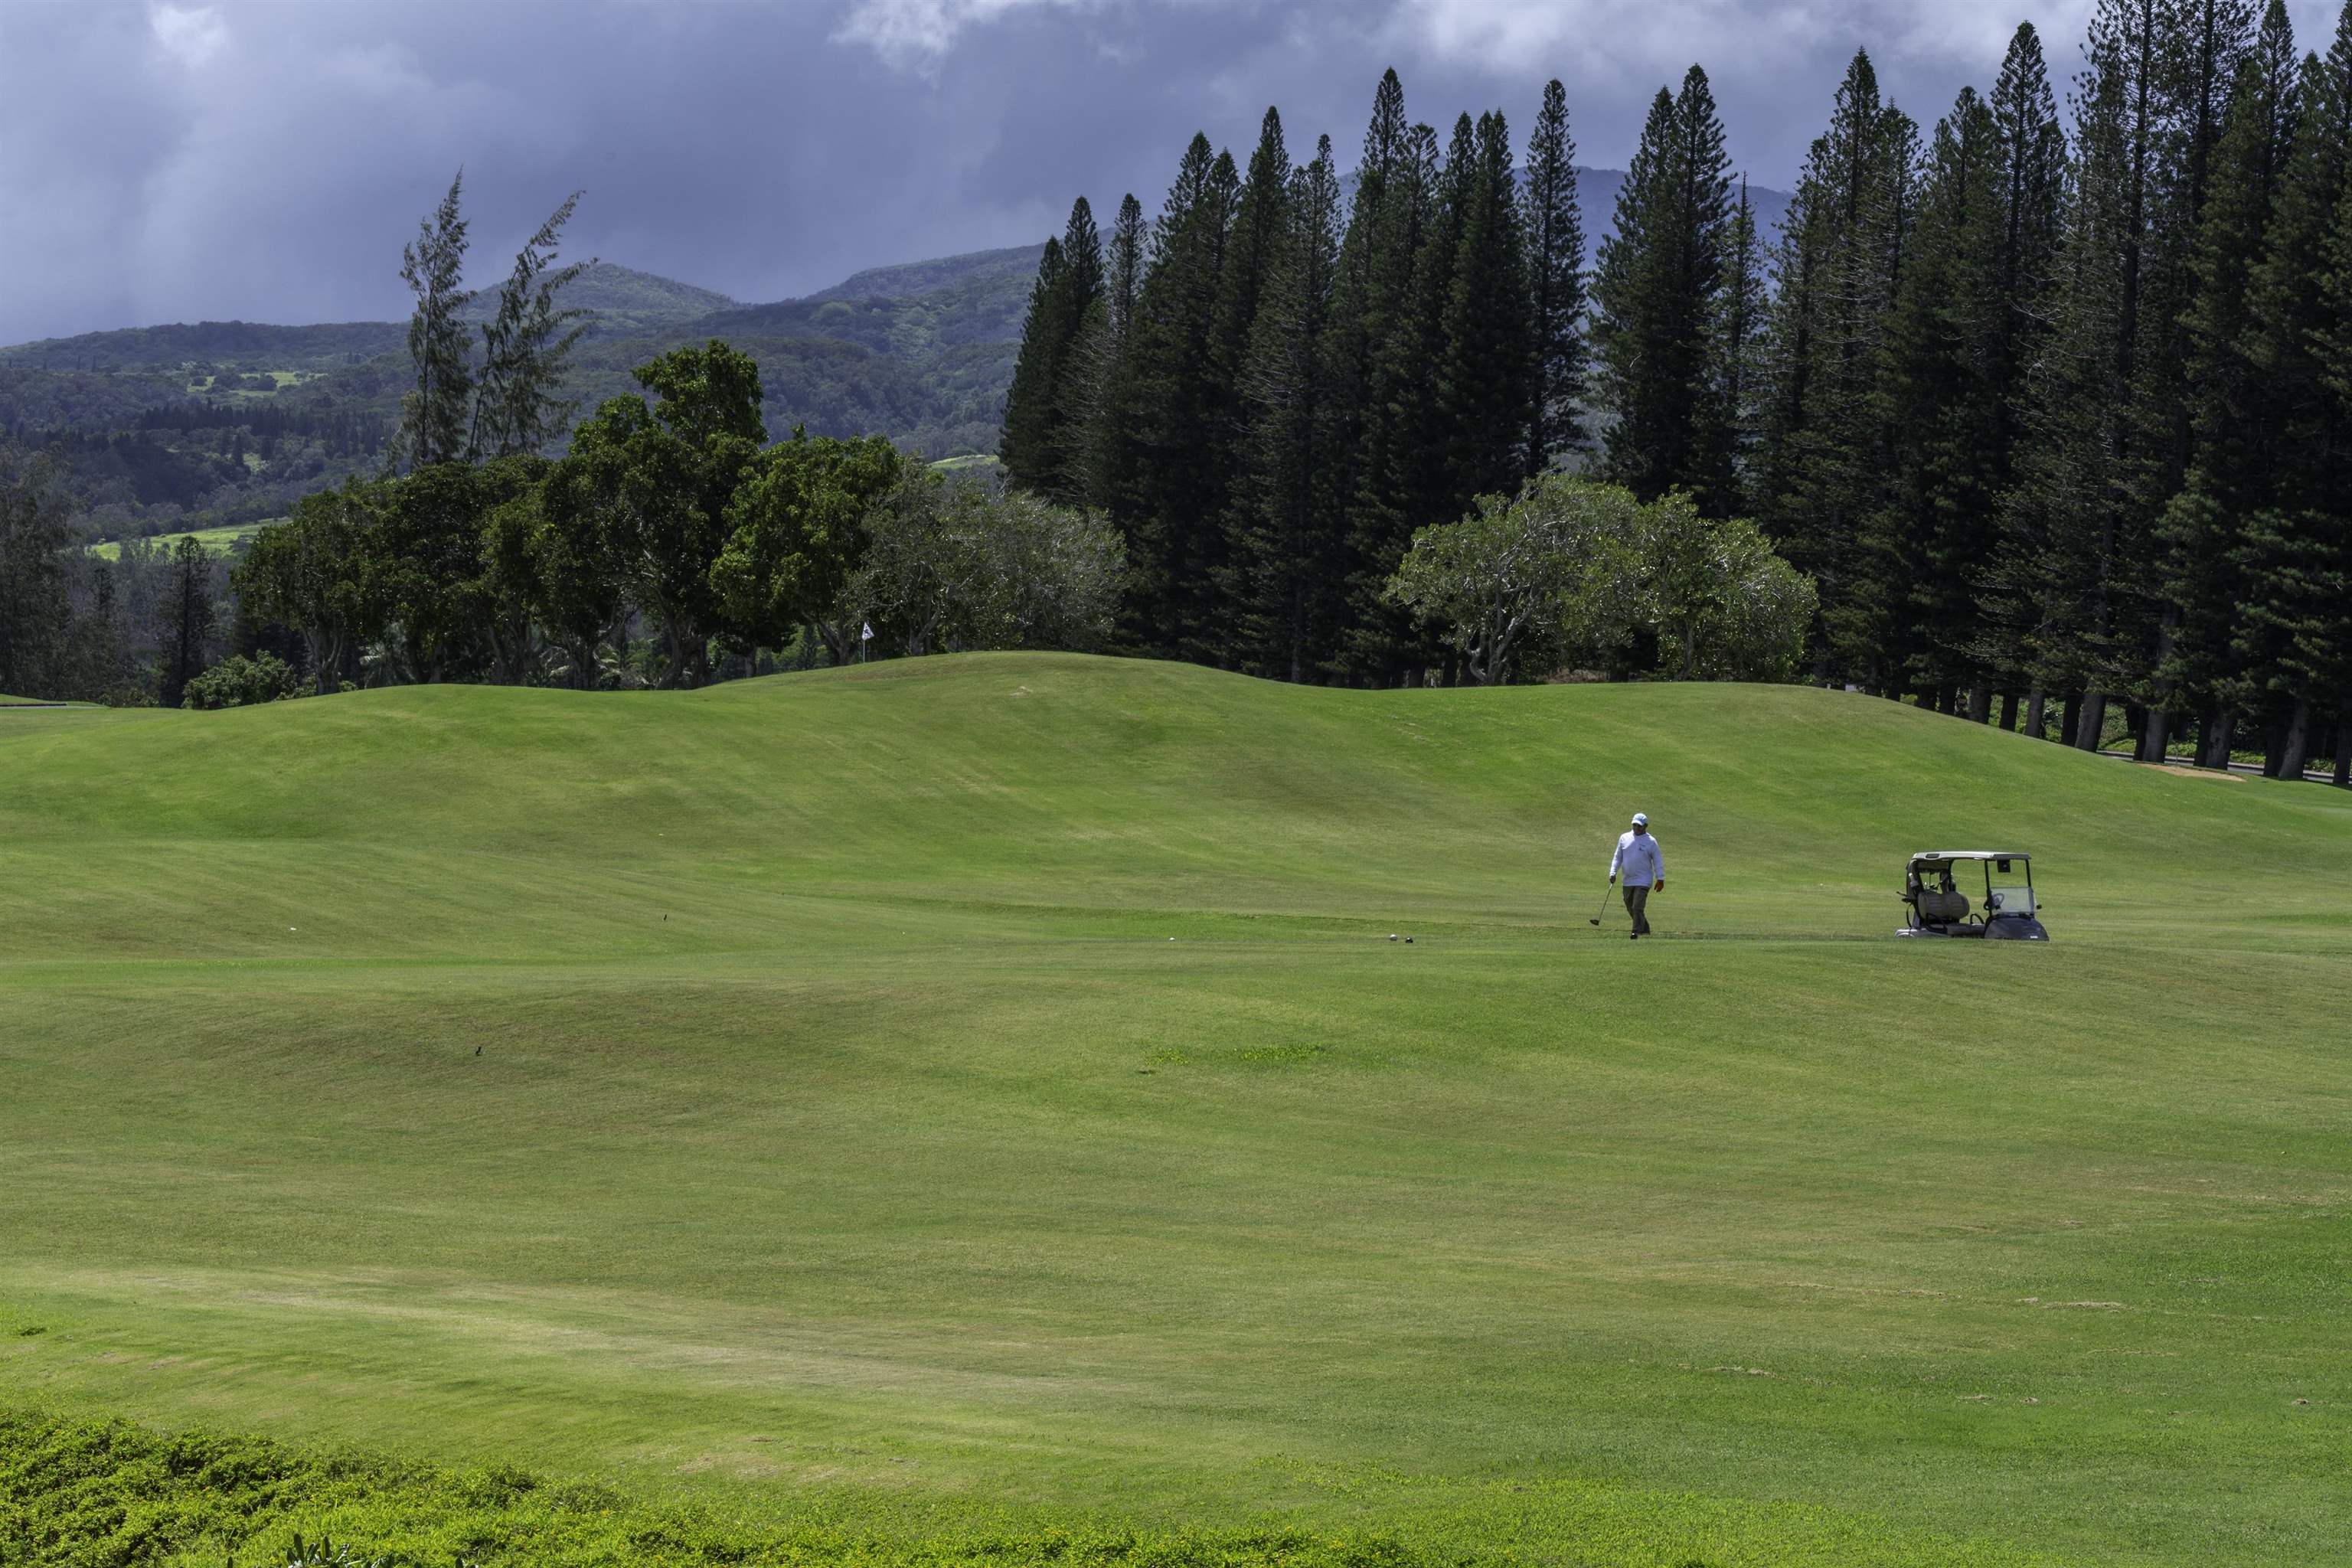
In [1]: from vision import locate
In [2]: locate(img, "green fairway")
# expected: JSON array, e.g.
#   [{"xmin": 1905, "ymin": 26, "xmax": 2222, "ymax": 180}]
[
  {"xmin": 87, "ymin": 521, "xmax": 270, "ymax": 560},
  {"xmin": 2, "ymin": 655, "xmax": 2345, "ymax": 1566}
]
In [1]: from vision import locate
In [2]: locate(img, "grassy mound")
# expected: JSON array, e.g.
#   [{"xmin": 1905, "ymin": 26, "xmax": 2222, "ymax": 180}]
[{"xmin": 2, "ymin": 654, "xmax": 2345, "ymax": 1566}]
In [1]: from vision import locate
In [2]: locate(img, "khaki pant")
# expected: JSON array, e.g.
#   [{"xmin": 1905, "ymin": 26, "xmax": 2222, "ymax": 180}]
[{"xmin": 1622, "ymin": 883, "xmax": 1652, "ymax": 935}]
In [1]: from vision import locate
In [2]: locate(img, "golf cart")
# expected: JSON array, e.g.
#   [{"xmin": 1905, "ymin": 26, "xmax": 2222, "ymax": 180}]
[{"xmin": 1896, "ymin": 851, "xmax": 2048, "ymax": 941}]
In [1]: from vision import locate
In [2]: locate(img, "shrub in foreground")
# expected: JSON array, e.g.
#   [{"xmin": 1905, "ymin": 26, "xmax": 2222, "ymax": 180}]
[
  {"xmin": 0, "ymin": 1405, "xmax": 1437, "ymax": 1568},
  {"xmin": 181, "ymin": 652, "xmax": 302, "ymax": 710}
]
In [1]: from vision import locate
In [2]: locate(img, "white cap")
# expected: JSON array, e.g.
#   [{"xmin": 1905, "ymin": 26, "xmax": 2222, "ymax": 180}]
[{"xmin": 1631, "ymin": 812, "xmax": 1648, "ymax": 826}]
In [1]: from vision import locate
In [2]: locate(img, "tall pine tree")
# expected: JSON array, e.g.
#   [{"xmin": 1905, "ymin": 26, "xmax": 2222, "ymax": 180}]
[
  {"xmin": 1692, "ymin": 176, "xmax": 1765, "ymax": 519},
  {"xmin": 1437, "ymin": 110, "xmax": 1535, "ymax": 511},
  {"xmin": 2234, "ymin": 5, "xmax": 2352, "ymax": 776},
  {"xmin": 2158, "ymin": 2, "xmax": 2300, "ymax": 765},
  {"xmin": 2000, "ymin": 0, "xmax": 2171, "ymax": 749},
  {"xmin": 1001, "ymin": 198, "xmax": 1105, "ymax": 505},
  {"xmin": 1073, "ymin": 194, "xmax": 1145, "ymax": 514},
  {"xmin": 1232, "ymin": 137, "xmax": 1345, "ymax": 681},
  {"xmin": 1880, "ymin": 88, "xmax": 2008, "ymax": 713},
  {"xmin": 1339, "ymin": 116, "xmax": 1449, "ymax": 681},
  {"xmin": 1001, "ymin": 236, "xmax": 1072, "ymax": 490},
  {"xmin": 2133, "ymin": 0, "xmax": 2256, "ymax": 758},
  {"xmin": 1591, "ymin": 68, "xmax": 1735, "ymax": 502},
  {"xmin": 1116, "ymin": 136, "xmax": 1240, "ymax": 655},
  {"xmin": 1973, "ymin": 22, "xmax": 2069, "ymax": 730},
  {"xmin": 1521, "ymin": 80, "xmax": 1588, "ymax": 472},
  {"xmin": 1197, "ymin": 110, "xmax": 1294, "ymax": 666},
  {"xmin": 1755, "ymin": 51, "xmax": 1919, "ymax": 689}
]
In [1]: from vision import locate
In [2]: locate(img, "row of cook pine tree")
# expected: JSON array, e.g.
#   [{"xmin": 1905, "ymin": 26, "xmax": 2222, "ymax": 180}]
[{"xmin": 1001, "ymin": 0, "xmax": 2352, "ymax": 779}]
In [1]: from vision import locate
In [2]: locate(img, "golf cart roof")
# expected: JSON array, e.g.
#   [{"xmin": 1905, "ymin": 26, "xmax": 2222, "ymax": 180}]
[{"xmin": 1909, "ymin": 851, "xmax": 2030, "ymax": 864}]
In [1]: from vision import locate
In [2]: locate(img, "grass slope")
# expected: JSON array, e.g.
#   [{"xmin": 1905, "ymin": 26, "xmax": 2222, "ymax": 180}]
[
  {"xmin": 86, "ymin": 521, "xmax": 269, "ymax": 560},
  {"xmin": 2, "ymin": 655, "xmax": 2346, "ymax": 1566}
]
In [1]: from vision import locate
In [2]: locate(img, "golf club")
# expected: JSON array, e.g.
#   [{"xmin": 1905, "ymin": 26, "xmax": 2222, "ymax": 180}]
[{"xmin": 1589, "ymin": 880, "xmax": 1614, "ymax": 926}]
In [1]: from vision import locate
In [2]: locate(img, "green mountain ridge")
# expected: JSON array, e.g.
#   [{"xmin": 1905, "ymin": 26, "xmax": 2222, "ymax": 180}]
[
  {"xmin": 2, "ymin": 250, "xmax": 1032, "ymax": 537},
  {"xmin": 0, "ymin": 253, "xmax": 1013, "ymax": 369}
]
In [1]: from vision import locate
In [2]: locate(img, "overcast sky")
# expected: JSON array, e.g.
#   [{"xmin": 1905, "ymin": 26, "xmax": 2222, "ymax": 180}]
[{"xmin": 1, "ymin": 1, "xmax": 2339, "ymax": 345}]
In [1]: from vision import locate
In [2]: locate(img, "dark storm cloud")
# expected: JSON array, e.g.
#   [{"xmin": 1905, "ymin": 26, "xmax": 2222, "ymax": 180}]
[{"xmin": 2, "ymin": 1, "xmax": 2338, "ymax": 344}]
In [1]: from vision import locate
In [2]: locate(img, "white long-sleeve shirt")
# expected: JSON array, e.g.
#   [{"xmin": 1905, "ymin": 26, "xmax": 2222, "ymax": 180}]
[{"xmin": 1610, "ymin": 829, "xmax": 1664, "ymax": 887}]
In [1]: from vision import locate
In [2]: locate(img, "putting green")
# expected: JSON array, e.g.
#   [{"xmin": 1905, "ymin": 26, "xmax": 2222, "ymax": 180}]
[{"xmin": 2, "ymin": 655, "xmax": 2345, "ymax": 1566}]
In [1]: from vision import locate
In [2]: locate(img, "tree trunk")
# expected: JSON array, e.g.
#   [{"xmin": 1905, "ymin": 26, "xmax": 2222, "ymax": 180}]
[
  {"xmin": 2200, "ymin": 708, "xmax": 2234, "ymax": 769},
  {"xmin": 1998, "ymin": 691, "xmax": 2019, "ymax": 732},
  {"xmin": 2024, "ymin": 688, "xmax": 2047, "ymax": 740},
  {"xmin": 2276, "ymin": 696, "xmax": 2311, "ymax": 781},
  {"xmin": 2081, "ymin": 694, "xmax": 2110, "ymax": 750},
  {"xmin": 2074, "ymin": 692, "xmax": 2107, "ymax": 751},
  {"xmin": 2262, "ymin": 714, "xmax": 2287, "ymax": 777},
  {"xmin": 2059, "ymin": 691, "xmax": 2082, "ymax": 746},
  {"xmin": 2334, "ymin": 717, "xmax": 2350, "ymax": 789},
  {"xmin": 1968, "ymin": 684, "xmax": 1991, "ymax": 723},
  {"xmin": 2124, "ymin": 703, "xmax": 2147, "ymax": 759},
  {"xmin": 2142, "ymin": 705, "xmax": 2172, "ymax": 763}
]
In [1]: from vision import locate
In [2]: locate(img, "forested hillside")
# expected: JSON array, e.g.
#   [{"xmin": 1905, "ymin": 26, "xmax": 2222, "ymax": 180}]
[{"xmin": 0, "ymin": 253, "xmax": 1031, "ymax": 547}]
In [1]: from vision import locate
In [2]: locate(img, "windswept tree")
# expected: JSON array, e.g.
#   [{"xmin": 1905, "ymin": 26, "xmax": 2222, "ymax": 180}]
[
  {"xmin": 470, "ymin": 192, "xmax": 593, "ymax": 461},
  {"xmin": 399, "ymin": 174, "xmax": 592, "ymax": 471},
  {"xmin": 397, "ymin": 173, "xmax": 475, "ymax": 471}
]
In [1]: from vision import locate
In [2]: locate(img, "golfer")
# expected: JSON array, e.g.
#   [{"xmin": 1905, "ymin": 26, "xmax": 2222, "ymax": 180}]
[{"xmin": 1609, "ymin": 812, "xmax": 1664, "ymax": 939}]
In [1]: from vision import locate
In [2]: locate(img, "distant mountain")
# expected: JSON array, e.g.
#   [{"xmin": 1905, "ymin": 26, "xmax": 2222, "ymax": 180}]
[
  {"xmin": 807, "ymin": 245, "xmax": 1048, "ymax": 304},
  {"xmin": 0, "ymin": 320, "xmax": 405, "ymax": 375},
  {"xmin": 461, "ymin": 260, "xmax": 737, "ymax": 332},
  {"xmin": 0, "ymin": 262, "xmax": 736, "ymax": 375},
  {"xmin": 1, "ymin": 251, "xmax": 1021, "ymax": 542}
]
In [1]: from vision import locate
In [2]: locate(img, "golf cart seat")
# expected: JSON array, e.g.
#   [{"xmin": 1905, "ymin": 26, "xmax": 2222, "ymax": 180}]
[{"xmin": 1916, "ymin": 890, "xmax": 1971, "ymax": 924}]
